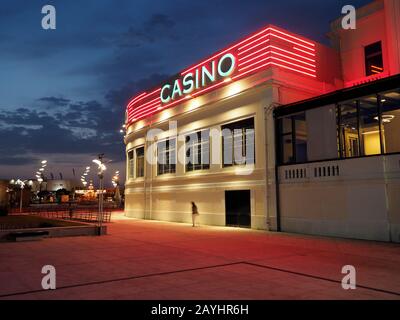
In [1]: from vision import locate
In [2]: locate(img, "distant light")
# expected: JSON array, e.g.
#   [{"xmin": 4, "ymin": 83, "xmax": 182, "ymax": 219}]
[
  {"xmin": 41, "ymin": 160, "xmax": 47, "ymax": 164},
  {"xmin": 39, "ymin": 168, "xmax": 44, "ymax": 171},
  {"xmin": 86, "ymin": 167, "xmax": 90, "ymax": 170}
]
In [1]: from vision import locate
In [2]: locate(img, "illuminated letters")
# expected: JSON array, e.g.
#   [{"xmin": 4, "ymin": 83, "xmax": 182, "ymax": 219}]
[
  {"xmin": 160, "ymin": 52, "xmax": 236, "ymax": 104},
  {"xmin": 161, "ymin": 84, "xmax": 171, "ymax": 103},
  {"xmin": 182, "ymin": 73, "xmax": 194, "ymax": 94},
  {"xmin": 218, "ymin": 53, "xmax": 236, "ymax": 77},
  {"xmin": 201, "ymin": 61, "xmax": 216, "ymax": 87}
]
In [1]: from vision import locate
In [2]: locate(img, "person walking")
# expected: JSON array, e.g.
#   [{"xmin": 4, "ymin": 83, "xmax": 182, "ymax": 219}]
[{"xmin": 191, "ymin": 201, "xmax": 199, "ymax": 227}]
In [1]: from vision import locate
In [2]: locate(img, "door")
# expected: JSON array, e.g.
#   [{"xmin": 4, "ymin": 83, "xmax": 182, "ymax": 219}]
[{"xmin": 225, "ymin": 190, "xmax": 251, "ymax": 228}]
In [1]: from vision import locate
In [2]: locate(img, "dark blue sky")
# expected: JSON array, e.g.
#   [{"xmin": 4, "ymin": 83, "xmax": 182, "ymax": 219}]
[{"xmin": 0, "ymin": 0, "xmax": 371, "ymax": 183}]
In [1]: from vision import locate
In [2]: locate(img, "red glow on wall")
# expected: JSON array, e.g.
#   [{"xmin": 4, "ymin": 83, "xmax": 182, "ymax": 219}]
[{"xmin": 126, "ymin": 24, "xmax": 317, "ymax": 124}]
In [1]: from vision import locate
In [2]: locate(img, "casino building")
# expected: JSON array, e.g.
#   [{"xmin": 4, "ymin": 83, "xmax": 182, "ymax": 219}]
[{"xmin": 124, "ymin": 0, "xmax": 400, "ymax": 242}]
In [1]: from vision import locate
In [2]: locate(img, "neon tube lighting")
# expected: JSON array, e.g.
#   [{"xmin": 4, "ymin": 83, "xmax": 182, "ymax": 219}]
[
  {"xmin": 269, "ymin": 27, "xmax": 315, "ymax": 46},
  {"xmin": 127, "ymin": 92, "xmax": 147, "ymax": 108},
  {"xmin": 238, "ymin": 44, "xmax": 270, "ymax": 60},
  {"xmin": 270, "ymin": 33, "xmax": 315, "ymax": 51},
  {"xmin": 293, "ymin": 46, "xmax": 316, "ymax": 56},
  {"xmin": 270, "ymin": 50, "xmax": 316, "ymax": 68},
  {"xmin": 238, "ymin": 51, "xmax": 270, "ymax": 67},
  {"xmin": 237, "ymin": 39, "xmax": 270, "ymax": 56},
  {"xmin": 269, "ymin": 55, "xmax": 316, "ymax": 73},
  {"xmin": 238, "ymin": 33, "xmax": 270, "ymax": 50},
  {"xmin": 135, "ymin": 96, "xmax": 160, "ymax": 109},
  {"xmin": 130, "ymin": 102, "xmax": 160, "ymax": 118},
  {"xmin": 239, "ymin": 49, "xmax": 316, "ymax": 69},
  {"xmin": 131, "ymin": 105, "xmax": 161, "ymax": 120},
  {"xmin": 270, "ymin": 45, "xmax": 315, "ymax": 62},
  {"xmin": 127, "ymin": 88, "xmax": 161, "ymax": 108},
  {"xmin": 239, "ymin": 56, "xmax": 272, "ymax": 71},
  {"xmin": 181, "ymin": 26, "xmax": 272, "ymax": 75}
]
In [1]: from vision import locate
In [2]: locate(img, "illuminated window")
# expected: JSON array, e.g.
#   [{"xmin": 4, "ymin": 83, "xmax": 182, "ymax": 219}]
[
  {"xmin": 185, "ymin": 130, "xmax": 210, "ymax": 172},
  {"xmin": 277, "ymin": 117, "xmax": 293, "ymax": 164},
  {"xmin": 157, "ymin": 138, "xmax": 176, "ymax": 175},
  {"xmin": 128, "ymin": 150, "xmax": 134, "ymax": 179},
  {"xmin": 365, "ymin": 42, "xmax": 384, "ymax": 76},
  {"xmin": 277, "ymin": 113, "xmax": 308, "ymax": 164},
  {"xmin": 339, "ymin": 101, "xmax": 359, "ymax": 158},
  {"xmin": 359, "ymin": 95, "xmax": 381, "ymax": 155},
  {"xmin": 136, "ymin": 147, "xmax": 145, "ymax": 178},
  {"xmin": 379, "ymin": 89, "xmax": 400, "ymax": 153},
  {"xmin": 222, "ymin": 118, "xmax": 255, "ymax": 167}
]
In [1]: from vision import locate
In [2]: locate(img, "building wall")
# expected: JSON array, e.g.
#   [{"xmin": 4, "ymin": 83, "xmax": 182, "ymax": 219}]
[
  {"xmin": 125, "ymin": 66, "xmax": 333, "ymax": 229},
  {"xmin": 278, "ymin": 154, "xmax": 400, "ymax": 242},
  {"xmin": 329, "ymin": 0, "xmax": 400, "ymax": 86}
]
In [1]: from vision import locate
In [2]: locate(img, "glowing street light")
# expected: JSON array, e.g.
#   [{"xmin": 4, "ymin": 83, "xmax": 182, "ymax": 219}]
[{"xmin": 92, "ymin": 154, "xmax": 107, "ymax": 235}]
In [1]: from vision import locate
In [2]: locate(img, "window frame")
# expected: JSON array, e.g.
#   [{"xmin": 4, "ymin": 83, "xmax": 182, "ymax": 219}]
[{"xmin": 157, "ymin": 137, "xmax": 177, "ymax": 176}]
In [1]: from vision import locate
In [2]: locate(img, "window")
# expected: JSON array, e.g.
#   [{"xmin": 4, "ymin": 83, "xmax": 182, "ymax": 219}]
[
  {"xmin": 365, "ymin": 42, "xmax": 384, "ymax": 76},
  {"xmin": 294, "ymin": 113, "xmax": 308, "ymax": 163},
  {"xmin": 157, "ymin": 138, "xmax": 176, "ymax": 175},
  {"xmin": 339, "ymin": 101, "xmax": 359, "ymax": 158},
  {"xmin": 222, "ymin": 118, "xmax": 255, "ymax": 167},
  {"xmin": 128, "ymin": 150, "xmax": 134, "ymax": 179},
  {"xmin": 380, "ymin": 89, "xmax": 400, "ymax": 153},
  {"xmin": 277, "ymin": 117, "xmax": 293, "ymax": 164},
  {"xmin": 359, "ymin": 95, "xmax": 380, "ymax": 155},
  {"xmin": 277, "ymin": 112, "xmax": 307, "ymax": 164},
  {"xmin": 185, "ymin": 130, "xmax": 210, "ymax": 172},
  {"xmin": 136, "ymin": 147, "xmax": 145, "ymax": 178}
]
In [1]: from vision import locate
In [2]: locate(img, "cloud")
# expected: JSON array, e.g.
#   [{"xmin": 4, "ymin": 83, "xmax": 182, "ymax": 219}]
[
  {"xmin": 37, "ymin": 96, "xmax": 71, "ymax": 107},
  {"xmin": 116, "ymin": 14, "xmax": 178, "ymax": 48}
]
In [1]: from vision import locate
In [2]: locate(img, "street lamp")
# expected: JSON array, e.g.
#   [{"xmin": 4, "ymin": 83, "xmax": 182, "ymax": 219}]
[
  {"xmin": 14, "ymin": 179, "xmax": 26, "ymax": 213},
  {"xmin": 92, "ymin": 154, "xmax": 107, "ymax": 235}
]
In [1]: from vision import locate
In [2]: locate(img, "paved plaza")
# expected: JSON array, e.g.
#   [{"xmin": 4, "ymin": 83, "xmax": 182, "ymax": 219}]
[{"xmin": 0, "ymin": 213, "xmax": 399, "ymax": 300}]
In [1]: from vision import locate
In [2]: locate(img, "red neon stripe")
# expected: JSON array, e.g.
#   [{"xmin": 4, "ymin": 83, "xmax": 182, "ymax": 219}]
[
  {"xmin": 181, "ymin": 47, "xmax": 235, "ymax": 75},
  {"xmin": 127, "ymin": 88, "xmax": 161, "ymax": 108},
  {"xmin": 239, "ymin": 56, "xmax": 272, "ymax": 71},
  {"xmin": 238, "ymin": 51, "xmax": 270, "ymax": 67},
  {"xmin": 131, "ymin": 104, "xmax": 161, "ymax": 120},
  {"xmin": 270, "ymin": 50, "xmax": 316, "ymax": 68},
  {"xmin": 135, "ymin": 96, "xmax": 160, "ymax": 109},
  {"xmin": 270, "ymin": 33, "xmax": 315, "ymax": 51},
  {"xmin": 269, "ymin": 27, "xmax": 315, "ymax": 47},
  {"xmin": 268, "ymin": 56, "xmax": 316, "ymax": 73},
  {"xmin": 293, "ymin": 46, "xmax": 316, "ymax": 56},
  {"xmin": 130, "ymin": 100, "xmax": 160, "ymax": 116},
  {"xmin": 238, "ymin": 45, "xmax": 270, "ymax": 61},
  {"xmin": 238, "ymin": 33, "xmax": 270, "ymax": 50},
  {"xmin": 180, "ymin": 27, "xmax": 273, "ymax": 75},
  {"xmin": 270, "ymin": 45, "xmax": 315, "ymax": 62},
  {"xmin": 130, "ymin": 102, "xmax": 160, "ymax": 118},
  {"xmin": 237, "ymin": 39, "xmax": 270, "ymax": 56},
  {"xmin": 127, "ymin": 92, "xmax": 147, "ymax": 108},
  {"xmin": 234, "ymin": 60, "xmax": 316, "ymax": 80}
]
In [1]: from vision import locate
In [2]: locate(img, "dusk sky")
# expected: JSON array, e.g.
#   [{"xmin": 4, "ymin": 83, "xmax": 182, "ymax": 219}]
[{"xmin": 0, "ymin": 0, "xmax": 370, "ymax": 185}]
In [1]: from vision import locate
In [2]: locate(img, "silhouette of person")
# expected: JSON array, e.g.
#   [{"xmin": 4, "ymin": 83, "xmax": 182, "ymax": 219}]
[{"xmin": 191, "ymin": 201, "xmax": 199, "ymax": 227}]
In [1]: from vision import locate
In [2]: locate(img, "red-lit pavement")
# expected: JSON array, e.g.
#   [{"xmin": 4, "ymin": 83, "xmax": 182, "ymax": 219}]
[{"xmin": 0, "ymin": 212, "xmax": 399, "ymax": 300}]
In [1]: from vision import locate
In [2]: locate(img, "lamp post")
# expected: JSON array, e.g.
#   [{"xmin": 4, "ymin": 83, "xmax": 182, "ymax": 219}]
[
  {"xmin": 93, "ymin": 154, "xmax": 107, "ymax": 236},
  {"xmin": 14, "ymin": 179, "xmax": 26, "ymax": 213}
]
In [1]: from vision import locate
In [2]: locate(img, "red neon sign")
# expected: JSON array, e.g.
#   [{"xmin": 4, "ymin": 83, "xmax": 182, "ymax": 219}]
[{"xmin": 126, "ymin": 25, "xmax": 317, "ymax": 124}]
